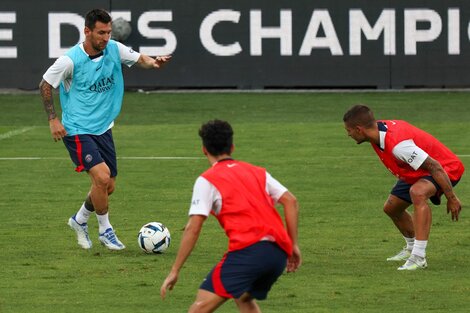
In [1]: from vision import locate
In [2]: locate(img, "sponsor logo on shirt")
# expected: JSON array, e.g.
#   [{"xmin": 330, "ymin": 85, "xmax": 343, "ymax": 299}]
[
  {"xmin": 407, "ymin": 151, "xmax": 418, "ymax": 164},
  {"xmin": 89, "ymin": 75, "xmax": 115, "ymax": 93}
]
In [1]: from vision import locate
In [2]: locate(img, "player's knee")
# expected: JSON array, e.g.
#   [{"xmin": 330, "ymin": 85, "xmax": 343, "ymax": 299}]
[
  {"xmin": 383, "ymin": 203, "xmax": 405, "ymax": 219},
  {"xmin": 409, "ymin": 186, "xmax": 428, "ymax": 204},
  {"xmin": 235, "ymin": 298, "xmax": 260, "ymax": 312},
  {"xmin": 383, "ymin": 196, "xmax": 407, "ymax": 218},
  {"xmin": 188, "ymin": 301, "xmax": 211, "ymax": 313},
  {"xmin": 94, "ymin": 173, "xmax": 112, "ymax": 190},
  {"xmin": 383, "ymin": 202, "xmax": 396, "ymax": 217}
]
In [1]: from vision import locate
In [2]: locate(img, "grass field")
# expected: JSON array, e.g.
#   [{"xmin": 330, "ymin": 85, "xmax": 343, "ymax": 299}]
[{"xmin": 1, "ymin": 91, "xmax": 470, "ymax": 312}]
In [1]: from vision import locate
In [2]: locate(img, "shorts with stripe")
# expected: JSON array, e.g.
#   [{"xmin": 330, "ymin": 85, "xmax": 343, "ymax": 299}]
[
  {"xmin": 200, "ymin": 241, "xmax": 287, "ymax": 300},
  {"xmin": 62, "ymin": 129, "xmax": 117, "ymax": 177}
]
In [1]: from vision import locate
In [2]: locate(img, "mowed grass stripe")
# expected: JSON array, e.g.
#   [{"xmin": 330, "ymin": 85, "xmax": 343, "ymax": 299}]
[
  {"xmin": 0, "ymin": 126, "xmax": 36, "ymax": 140},
  {"xmin": 3, "ymin": 155, "xmax": 470, "ymax": 160},
  {"xmin": 1, "ymin": 92, "xmax": 470, "ymax": 313}
]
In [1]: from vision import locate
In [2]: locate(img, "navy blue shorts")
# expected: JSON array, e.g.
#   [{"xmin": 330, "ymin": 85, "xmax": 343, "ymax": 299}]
[
  {"xmin": 391, "ymin": 176, "xmax": 459, "ymax": 204},
  {"xmin": 200, "ymin": 241, "xmax": 287, "ymax": 300},
  {"xmin": 62, "ymin": 129, "xmax": 117, "ymax": 177}
]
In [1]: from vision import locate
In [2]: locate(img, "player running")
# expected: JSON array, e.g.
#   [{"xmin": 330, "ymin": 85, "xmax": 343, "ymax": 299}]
[{"xmin": 161, "ymin": 119, "xmax": 301, "ymax": 312}]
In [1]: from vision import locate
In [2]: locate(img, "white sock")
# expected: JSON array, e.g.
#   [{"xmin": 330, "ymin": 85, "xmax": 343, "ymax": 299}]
[
  {"xmin": 404, "ymin": 236, "xmax": 415, "ymax": 251},
  {"xmin": 75, "ymin": 203, "xmax": 94, "ymax": 224},
  {"xmin": 411, "ymin": 240, "xmax": 427, "ymax": 258},
  {"xmin": 96, "ymin": 212, "xmax": 113, "ymax": 234}
]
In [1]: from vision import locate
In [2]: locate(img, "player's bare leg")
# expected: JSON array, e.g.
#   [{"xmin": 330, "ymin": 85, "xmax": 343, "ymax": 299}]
[
  {"xmin": 82, "ymin": 175, "xmax": 115, "ymax": 215},
  {"xmin": 383, "ymin": 195, "xmax": 415, "ymax": 261},
  {"xmin": 409, "ymin": 179, "xmax": 436, "ymax": 241},
  {"xmin": 88, "ymin": 162, "xmax": 112, "ymax": 215},
  {"xmin": 383, "ymin": 194, "xmax": 414, "ymax": 238},
  {"xmin": 88, "ymin": 163, "xmax": 125, "ymax": 250},
  {"xmin": 234, "ymin": 293, "xmax": 261, "ymax": 313},
  {"xmin": 397, "ymin": 179, "xmax": 436, "ymax": 270},
  {"xmin": 66, "ymin": 163, "xmax": 112, "ymax": 250},
  {"xmin": 188, "ymin": 289, "xmax": 227, "ymax": 313}
]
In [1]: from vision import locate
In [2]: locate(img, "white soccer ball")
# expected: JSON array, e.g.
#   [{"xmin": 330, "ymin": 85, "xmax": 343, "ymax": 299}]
[
  {"xmin": 111, "ymin": 17, "xmax": 132, "ymax": 42},
  {"xmin": 137, "ymin": 222, "xmax": 171, "ymax": 253}
]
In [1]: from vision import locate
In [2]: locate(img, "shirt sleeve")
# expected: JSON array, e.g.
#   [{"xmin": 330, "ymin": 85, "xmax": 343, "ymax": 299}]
[
  {"xmin": 42, "ymin": 55, "xmax": 74, "ymax": 89},
  {"xmin": 392, "ymin": 139, "xmax": 429, "ymax": 170},
  {"xmin": 188, "ymin": 176, "xmax": 221, "ymax": 216},
  {"xmin": 116, "ymin": 41, "xmax": 141, "ymax": 67},
  {"xmin": 266, "ymin": 172, "xmax": 288, "ymax": 203}
]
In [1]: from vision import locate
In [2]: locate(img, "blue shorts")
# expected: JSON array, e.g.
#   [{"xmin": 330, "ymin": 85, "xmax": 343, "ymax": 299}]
[
  {"xmin": 391, "ymin": 176, "xmax": 459, "ymax": 204},
  {"xmin": 62, "ymin": 129, "xmax": 117, "ymax": 177},
  {"xmin": 200, "ymin": 241, "xmax": 287, "ymax": 300}
]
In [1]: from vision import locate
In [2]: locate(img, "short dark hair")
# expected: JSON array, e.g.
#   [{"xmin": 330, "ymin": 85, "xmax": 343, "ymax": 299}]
[
  {"xmin": 343, "ymin": 104, "xmax": 376, "ymax": 128},
  {"xmin": 199, "ymin": 120, "xmax": 233, "ymax": 156},
  {"xmin": 85, "ymin": 9, "xmax": 112, "ymax": 30}
]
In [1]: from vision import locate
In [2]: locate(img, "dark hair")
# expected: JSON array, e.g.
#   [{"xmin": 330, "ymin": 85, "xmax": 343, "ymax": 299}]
[
  {"xmin": 85, "ymin": 9, "xmax": 112, "ymax": 30},
  {"xmin": 343, "ymin": 104, "xmax": 376, "ymax": 128},
  {"xmin": 199, "ymin": 120, "xmax": 233, "ymax": 156}
]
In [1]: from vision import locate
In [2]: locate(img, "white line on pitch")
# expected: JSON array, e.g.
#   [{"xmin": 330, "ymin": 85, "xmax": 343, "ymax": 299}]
[
  {"xmin": 119, "ymin": 156, "xmax": 204, "ymax": 160},
  {"xmin": 0, "ymin": 156, "xmax": 204, "ymax": 160},
  {"xmin": 2, "ymin": 155, "xmax": 470, "ymax": 161},
  {"xmin": 0, "ymin": 126, "xmax": 36, "ymax": 141}
]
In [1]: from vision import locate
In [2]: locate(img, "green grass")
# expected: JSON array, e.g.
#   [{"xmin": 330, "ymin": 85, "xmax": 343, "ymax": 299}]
[{"xmin": 1, "ymin": 91, "xmax": 470, "ymax": 312}]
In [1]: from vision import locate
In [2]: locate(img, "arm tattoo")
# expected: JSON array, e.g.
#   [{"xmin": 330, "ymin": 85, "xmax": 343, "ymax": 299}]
[
  {"xmin": 424, "ymin": 157, "xmax": 440, "ymax": 175},
  {"xmin": 39, "ymin": 79, "xmax": 57, "ymax": 120},
  {"xmin": 424, "ymin": 157, "xmax": 454, "ymax": 195}
]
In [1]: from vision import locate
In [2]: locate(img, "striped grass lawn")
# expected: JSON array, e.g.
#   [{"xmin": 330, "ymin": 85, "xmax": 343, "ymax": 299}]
[{"xmin": 1, "ymin": 91, "xmax": 470, "ymax": 312}]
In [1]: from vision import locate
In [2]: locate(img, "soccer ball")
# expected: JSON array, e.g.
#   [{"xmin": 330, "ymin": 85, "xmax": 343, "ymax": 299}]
[
  {"xmin": 137, "ymin": 222, "xmax": 171, "ymax": 253},
  {"xmin": 111, "ymin": 17, "xmax": 132, "ymax": 42}
]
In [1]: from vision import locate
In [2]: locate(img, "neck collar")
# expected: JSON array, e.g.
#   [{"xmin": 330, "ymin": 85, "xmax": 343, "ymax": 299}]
[
  {"xmin": 89, "ymin": 51, "xmax": 104, "ymax": 60},
  {"xmin": 213, "ymin": 158, "xmax": 234, "ymax": 166}
]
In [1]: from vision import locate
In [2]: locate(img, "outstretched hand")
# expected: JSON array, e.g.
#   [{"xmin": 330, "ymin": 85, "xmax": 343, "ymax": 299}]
[
  {"xmin": 154, "ymin": 55, "xmax": 172, "ymax": 68},
  {"xmin": 137, "ymin": 54, "xmax": 172, "ymax": 69}
]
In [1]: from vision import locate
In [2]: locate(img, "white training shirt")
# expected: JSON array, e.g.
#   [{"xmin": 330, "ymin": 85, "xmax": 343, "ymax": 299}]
[
  {"xmin": 188, "ymin": 172, "xmax": 288, "ymax": 217},
  {"xmin": 43, "ymin": 41, "xmax": 140, "ymax": 91}
]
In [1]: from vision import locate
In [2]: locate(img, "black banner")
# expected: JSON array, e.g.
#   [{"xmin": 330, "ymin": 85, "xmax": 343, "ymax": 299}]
[{"xmin": 1, "ymin": 0, "xmax": 470, "ymax": 89}]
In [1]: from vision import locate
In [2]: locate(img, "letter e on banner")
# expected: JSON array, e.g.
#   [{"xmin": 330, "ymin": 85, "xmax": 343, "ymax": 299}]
[{"xmin": 0, "ymin": 12, "xmax": 17, "ymax": 58}]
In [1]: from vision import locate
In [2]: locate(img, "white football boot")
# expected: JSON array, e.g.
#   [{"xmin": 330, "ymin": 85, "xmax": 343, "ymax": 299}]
[
  {"xmin": 68, "ymin": 215, "xmax": 92, "ymax": 249},
  {"xmin": 99, "ymin": 228, "xmax": 125, "ymax": 250},
  {"xmin": 397, "ymin": 254, "xmax": 428, "ymax": 271},
  {"xmin": 386, "ymin": 247, "xmax": 412, "ymax": 261}
]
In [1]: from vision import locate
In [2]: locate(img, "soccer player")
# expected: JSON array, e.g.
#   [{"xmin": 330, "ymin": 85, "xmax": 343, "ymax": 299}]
[
  {"xmin": 343, "ymin": 104, "xmax": 464, "ymax": 270},
  {"xmin": 160, "ymin": 120, "xmax": 301, "ymax": 312},
  {"xmin": 39, "ymin": 9, "xmax": 171, "ymax": 250}
]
